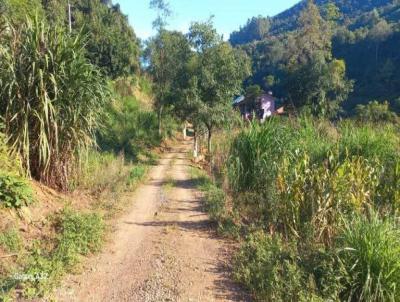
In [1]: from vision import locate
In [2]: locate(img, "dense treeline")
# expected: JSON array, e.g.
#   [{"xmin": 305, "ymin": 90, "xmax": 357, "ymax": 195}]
[
  {"xmin": 230, "ymin": 0, "xmax": 400, "ymax": 114},
  {"xmin": 0, "ymin": 0, "xmax": 140, "ymax": 78}
]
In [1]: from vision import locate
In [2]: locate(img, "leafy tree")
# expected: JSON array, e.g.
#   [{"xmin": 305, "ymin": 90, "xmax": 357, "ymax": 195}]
[
  {"xmin": 230, "ymin": 16, "xmax": 270, "ymax": 46},
  {"xmin": 149, "ymin": 0, "xmax": 172, "ymax": 31},
  {"xmin": 284, "ymin": 0, "xmax": 353, "ymax": 117},
  {"xmin": 41, "ymin": 0, "xmax": 140, "ymax": 78},
  {"xmin": 369, "ymin": 19, "xmax": 392, "ymax": 64},
  {"xmin": 145, "ymin": 29, "xmax": 192, "ymax": 135},
  {"xmin": 355, "ymin": 101, "xmax": 399, "ymax": 123},
  {"xmin": 188, "ymin": 20, "xmax": 251, "ymax": 152}
]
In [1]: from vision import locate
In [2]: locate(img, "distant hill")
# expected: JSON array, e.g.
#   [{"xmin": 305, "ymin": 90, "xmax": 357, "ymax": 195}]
[
  {"xmin": 230, "ymin": 0, "xmax": 396, "ymax": 45},
  {"xmin": 230, "ymin": 0, "xmax": 400, "ymax": 112}
]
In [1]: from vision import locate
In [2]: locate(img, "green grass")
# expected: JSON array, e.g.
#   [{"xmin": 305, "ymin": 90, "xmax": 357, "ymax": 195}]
[
  {"xmin": 19, "ymin": 209, "xmax": 104, "ymax": 298},
  {"xmin": 336, "ymin": 213, "xmax": 400, "ymax": 301},
  {"xmin": 191, "ymin": 167, "xmax": 241, "ymax": 238},
  {"xmin": 0, "ymin": 228, "xmax": 23, "ymax": 253}
]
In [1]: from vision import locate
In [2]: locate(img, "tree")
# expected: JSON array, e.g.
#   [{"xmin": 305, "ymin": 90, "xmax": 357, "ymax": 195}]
[
  {"xmin": 41, "ymin": 0, "xmax": 140, "ymax": 78},
  {"xmin": 284, "ymin": 0, "xmax": 353, "ymax": 117},
  {"xmin": 188, "ymin": 20, "xmax": 251, "ymax": 153},
  {"xmin": 149, "ymin": 0, "xmax": 172, "ymax": 31},
  {"xmin": 229, "ymin": 16, "xmax": 270, "ymax": 46},
  {"xmin": 145, "ymin": 30, "xmax": 192, "ymax": 136},
  {"xmin": 369, "ymin": 19, "xmax": 392, "ymax": 64}
]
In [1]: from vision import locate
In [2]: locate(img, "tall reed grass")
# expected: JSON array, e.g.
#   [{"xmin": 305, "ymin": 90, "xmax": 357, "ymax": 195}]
[{"xmin": 0, "ymin": 16, "xmax": 108, "ymax": 189}]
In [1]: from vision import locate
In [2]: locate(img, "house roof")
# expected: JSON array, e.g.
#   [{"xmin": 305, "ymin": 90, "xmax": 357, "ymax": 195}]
[{"xmin": 232, "ymin": 95, "xmax": 245, "ymax": 105}]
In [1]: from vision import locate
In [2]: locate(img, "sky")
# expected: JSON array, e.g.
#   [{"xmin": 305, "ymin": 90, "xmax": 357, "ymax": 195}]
[{"xmin": 116, "ymin": 0, "xmax": 300, "ymax": 40}]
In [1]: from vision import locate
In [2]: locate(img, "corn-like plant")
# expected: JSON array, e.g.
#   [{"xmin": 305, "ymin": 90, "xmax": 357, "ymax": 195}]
[
  {"xmin": 0, "ymin": 16, "xmax": 109, "ymax": 189},
  {"xmin": 277, "ymin": 152, "xmax": 380, "ymax": 244}
]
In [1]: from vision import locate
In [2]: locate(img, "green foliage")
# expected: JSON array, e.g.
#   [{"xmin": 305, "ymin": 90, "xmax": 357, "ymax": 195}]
[
  {"xmin": 225, "ymin": 117, "xmax": 400, "ymax": 300},
  {"xmin": 145, "ymin": 29, "xmax": 192, "ymax": 134},
  {"xmin": 98, "ymin": 95, "xmax": 160, "ymax": 160},
  {"xmin": 42, "ymin": 0, "xmax": 140, "ymax": 78},
  {"xmin": 0, "ymin": 172, "xmax": 33, "ymax": 208},
  {"xmin": 283, "ymin": 1, "xmax": 353, "ymax": 117},
  {"xmin": 127, "ymin": 165, "xmax": 147, "ymax": 186},
  {"xmin": 54, "ymin": 209, "xmax": 104, "ymax": 263},
  {"xmin": 336, "ymin": 214, "xmax": 400, "ymax": 301},
  {"xmin": 0, "ymin": 16, "xmax": 109, "ymax": 190},
  {"xmin": 22, "ymin": 209, "xmax": 104, "ymax": 298},
  {"xmin": 0, "ymin": 127, "xmax": 20, "ymax": 174},
  {"xmin": 0, "ymin": 228, "xmax": 23, "ymax": 253},
  {"xmin": 0, "ymin": 0, "xmax": 44, "ymax": 22},
  {"xmin": 355, "ymin": 101, "xmax": 399, "ymax": 123},
  {"xmin": 230, "ymin": 16, "xmax": 271, "ymax": 46},
  {"xmin": 234, "ymin": 232, "xmax": 321, "ymax": 302}
]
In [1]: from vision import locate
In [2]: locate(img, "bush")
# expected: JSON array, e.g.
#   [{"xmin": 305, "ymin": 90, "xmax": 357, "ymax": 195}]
[
  {"xmin": 0, "ymin": 172, "xmax": 33, "ymax": 208},
  {"xmin": 355, "ymin": 101, "xmax": 399, "ymax": 124},
  {"xmin": 22, "ymin": 209, "xmax": 104, "ymax": 298},
  {"xmin": 234, "ymin": 232, "xmax": 320, "ymax": 301},
  {"xmin": 127, "ymin": 165, "xmax": 147, "ymax": 186},
  {"xmin": 98, "ymin": 96, "xmax": 160, "ymax": 160},
  {"xmin": 336, "ymin": 214, "xmax": 400, "ymax": 301},
  {"xmin": 204, "ymin": 185, "xmax": 226, "ymax": 221}
]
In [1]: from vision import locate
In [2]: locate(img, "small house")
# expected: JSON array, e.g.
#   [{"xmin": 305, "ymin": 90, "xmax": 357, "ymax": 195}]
[{"xmin": 233, "ymin": 92, "xmax": 284, "ymax": 122}]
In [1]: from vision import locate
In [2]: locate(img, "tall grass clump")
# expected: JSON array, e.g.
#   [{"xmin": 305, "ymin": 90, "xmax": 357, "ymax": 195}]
[
  {"xmin": 0, "ymin": 16, "xmax": 109, "ymax": 190},
  {"xmin": 336, "ymin": 214, "xmax": 400, "ymax": 301}
]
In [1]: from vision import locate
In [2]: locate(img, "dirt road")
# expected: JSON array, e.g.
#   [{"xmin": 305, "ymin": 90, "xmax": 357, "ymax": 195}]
[{"xmin": 56, "ymin": 141, "xmax": 249, "ymax": 302}]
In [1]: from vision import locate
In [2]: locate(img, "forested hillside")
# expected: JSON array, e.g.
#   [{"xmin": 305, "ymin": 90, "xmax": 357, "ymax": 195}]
[{"xmin": 230, "ymin": 0, "xmax": 400, "ymax": 113}]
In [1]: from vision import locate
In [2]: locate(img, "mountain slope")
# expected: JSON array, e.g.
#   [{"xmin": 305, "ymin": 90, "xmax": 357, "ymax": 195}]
[{"xmin": 230, "ymin": 0, "xmax": 400, "ymax": 112}]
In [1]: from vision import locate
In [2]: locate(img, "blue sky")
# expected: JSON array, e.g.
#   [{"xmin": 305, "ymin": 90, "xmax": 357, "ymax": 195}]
[{"xmin": 116, "ymin": 0, "xmax": 300, "ymax": 40}]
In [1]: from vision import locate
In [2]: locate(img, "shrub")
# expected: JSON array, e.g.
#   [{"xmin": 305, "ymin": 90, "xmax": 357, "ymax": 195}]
[
  {"xmin": 98, "ymin": 96, "xmax": 160, "ymax": 160},
  {"xmin": 0, "ymin": 172, "xmax": 33, "ymax": 208},
  {"xmin": 336, "ymin": 214, "xmax": 400, "ymax": 301},
  {"xmin": 54, "ymin": 210, "xmax": 104, "ymax": 265},
  {"xmin": 204, "ymin": 185, "xmax": 226, "ymax": 221},
  {"xmin": 22, "ymin": 209, "xmax": 104, "ymax": 298},
  {"xmin": 355, "ymin": 101, "xmax": 399, "ymax": 124},
  {"xmin": 234, "ymin": 232, "xmax": 321, "ymax": 301}
]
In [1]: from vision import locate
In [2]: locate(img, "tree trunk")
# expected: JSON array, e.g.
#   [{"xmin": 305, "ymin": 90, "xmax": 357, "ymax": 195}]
[
  {"xmin": 193, "ymin": 130, "xmax": 198, "ymax": 158},
  {"xmin": 158, "ymin": 105, "xmax": 163, "ymax": 137},
  {"xmin": 183, "ymin": 122, "xmax": 187, "ymax": 140},
  {"xmin": 207, "ymin": 128, "xmax": 212, "ymax": 154}
]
